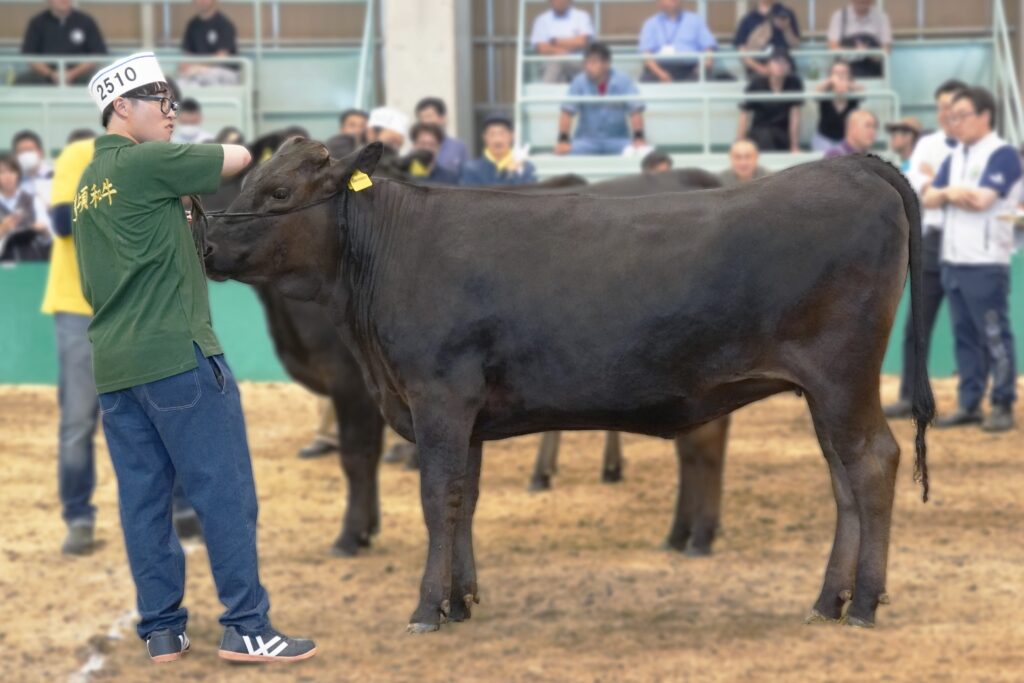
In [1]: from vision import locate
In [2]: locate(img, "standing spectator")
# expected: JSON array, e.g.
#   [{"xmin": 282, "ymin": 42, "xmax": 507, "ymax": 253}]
[
  {"xmin": 924, "ymin": 87, "xmax": 1019, "ymax": 432},
  {"xmin": 641, "ymin": 150, "xmax": 672, "ymax": 174},
  {"xmin": 884, "ymin": 79, "xmax": 967, "ymax": 419},
  {"xmin": 530, "ymin": 0, "xmax": 594, "ymax": 83},
  {"xmin": 736, "ymin": 49, "xmax": 803, "ymax": 153},
  {"xmin": 414, "ymin": 97, "xmax": 468, "ymax": 177},
  {"xmin": 827, "ymin": 0, "xmax": 892, "ymax": 77},
  {"xmin": 733, "ymin": 1, "xmax": 800, "ymax": 78},
  {"xmin": 556, "ymin": 43, "xmax": 647, "ymax": 156},
  {"xmin": 366, "ymin": 107, "xmax": 409, "ymax": 152},
  {"xmin": 339, "ymin": 109, "xmax": 368, "ymax": 143},
  {"xmin": 409, "ymin": 123, "xmax": 460, "ymax": 185},
  {"xmin": 812, "ymin": 59, "xmax": 863, "ymax": 152},
  {"xmin": 171, "ymin": 98, "xmax": 216, "ymax": 143},
  {"xmin": 180, "ymin": 0, "xmax": 240, "ymax": 86},
  {"xmin": 885, "ymin": 116, "xmax": 922, "ymax": 171},
  {"xmin": 719, "ymin": 139, "xmax": 769, "ymax": 187},
  {"xmin": 639, "ymin": 0, "xmax": 717, "ymax": 82},
  {"xmin": 13, "ymin": 130, "xmax": 54, "ymax": 207},
  {"xmin": 296, "ymin": 401, "xmax": 337, "ymax": 459},
  {"xmin": 0, "ymin": 154, "xmax": 52, "ymax": 262},
  {"xmin": 460, "ymin": 115, "xmax": 536, "ymax": 186},
  {"xmin": 18, "ymin": 0, "xmax": 106, "ymax": 85},
  {"xmin": 824, "ymin": 109, "xmax": 877, "ymax": 157}
]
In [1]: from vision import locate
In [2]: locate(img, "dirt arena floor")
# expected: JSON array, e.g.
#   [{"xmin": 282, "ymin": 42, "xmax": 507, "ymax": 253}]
[{"xmin": 2, "ymin": 377, "xmax": 1022, "ymax": 683}]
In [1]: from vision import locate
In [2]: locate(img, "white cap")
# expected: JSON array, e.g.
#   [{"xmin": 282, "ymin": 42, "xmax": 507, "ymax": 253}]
[
  {"xmin": 367, "ymin": 107, "xmax": 409, "ymax": 137},
  {"xmin": 88, "ymin": 52, "xmax": 167, "ymax": 112}
]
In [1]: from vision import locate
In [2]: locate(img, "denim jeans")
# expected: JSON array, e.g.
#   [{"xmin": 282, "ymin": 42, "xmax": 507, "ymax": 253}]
[
  {"xmin": 98, "ymin": 343, "xmax": 270, "ymax": 639},
  {"xmin": 55, "ymin": 313, "xmax": 100, "ymax": 526},
  {"xmin": 570, "ymin": 136, "xmax": 631, "ymax": 155}
]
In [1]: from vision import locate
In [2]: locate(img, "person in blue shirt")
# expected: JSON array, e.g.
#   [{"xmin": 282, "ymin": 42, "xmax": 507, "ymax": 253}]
[
  {"xmin": 460, "ymin": 115, "xmax": 537, "ymax": 186},
  {"xmin": 409, "ymin": 123, "xmax": 460, "ymax": 185},
  {"xmin": 415, "ymin": 97, "xmax": 468, "ymax": 178},
  {"xmin": 556, "ymin": 43, "xmax": 647, "ymax": 156},
  {"xmin": 638, "ymin": 0, "xmax": 717, "ymax": 82}
]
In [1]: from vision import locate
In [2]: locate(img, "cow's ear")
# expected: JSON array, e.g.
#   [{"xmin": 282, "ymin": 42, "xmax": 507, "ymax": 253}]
[{"xmin": 337, "ymin": 141, "xmax": 383, "ymax": 192}]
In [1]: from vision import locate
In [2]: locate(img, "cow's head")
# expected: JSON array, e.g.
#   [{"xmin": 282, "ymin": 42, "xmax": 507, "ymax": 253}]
[{"xmin": 204, "ymin": 138, "xmax": 383, "ymax": 300}]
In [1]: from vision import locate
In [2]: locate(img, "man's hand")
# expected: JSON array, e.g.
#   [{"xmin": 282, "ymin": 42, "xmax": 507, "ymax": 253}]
[
  {"xmin": 919, "ymin": 161, "xmax": 935, "ymax": 177},
  {"xmin": 554, "ymin": 141, "xmax": 572, "ymax": 155},
  {"xmin": 1, "ymin": 212, "xmax": 22, "ymax": 235}
]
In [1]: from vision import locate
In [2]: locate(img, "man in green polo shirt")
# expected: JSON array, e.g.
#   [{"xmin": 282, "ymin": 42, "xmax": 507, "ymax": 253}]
[{"xmin": 75, "ymin": 52, "xmax": 316, "ymax": 664}]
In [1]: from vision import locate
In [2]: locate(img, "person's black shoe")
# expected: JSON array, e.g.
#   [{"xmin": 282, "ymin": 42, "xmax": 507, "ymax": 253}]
[
  {"xmin": 882, "ymin": 400, "xmax": 913, "ymax": 419},
  {"xmin": 981, "ymin": 405, "xmax": 1015, "ymax": 433},
  {"xmin": 218, "ymin": 625, "xmax": 317, "ymax": 663},
  {"xmin": 147, "ymin": 629, "xmax": 190, "ymax": 663},
  {"xmin": 298, "ymin": 440, "xmax": 336, "ymax": 459},
  {"xmin": 61, "ymin": 522, "xmax": 95, "ymax": 555},
  {"xmin": 173, "ymin": 509, "xmax": 203, "ymax": 540},
  {"xmin": 935, "ymin": 408, "xmax": 984, "ymax": 428}
]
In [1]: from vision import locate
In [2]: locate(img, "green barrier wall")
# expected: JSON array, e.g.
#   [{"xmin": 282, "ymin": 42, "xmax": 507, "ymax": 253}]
[{"xmin": 3, "ymin": 259, "xmax": 1024, "ymax": 384}]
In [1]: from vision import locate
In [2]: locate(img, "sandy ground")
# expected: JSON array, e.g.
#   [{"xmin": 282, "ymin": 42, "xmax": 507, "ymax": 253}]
[{"xmin": 1, "ymin": 377, "xmax": 1022, "ymax": 683}]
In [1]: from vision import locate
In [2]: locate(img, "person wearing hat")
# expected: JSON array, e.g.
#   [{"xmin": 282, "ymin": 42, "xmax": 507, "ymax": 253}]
[
  {"xmin": 366, "ymin": 106, "xmax": 409, "ymax": 152},
  {"xmin": 75, "ymin": 52, "xmax": 316, "ymax": 664},
  {"xmin": 885, "ymin": 116, "xmax": 922, "ymax": 172},
  {"xmin": 460, "ymin": 115, "xmax": 536, "ymax": 186}
]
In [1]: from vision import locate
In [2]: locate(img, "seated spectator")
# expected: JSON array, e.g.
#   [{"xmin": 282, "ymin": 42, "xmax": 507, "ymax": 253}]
[
  {"xmin": 415, "ymin": 97, "xmax": 469, "ymax": 177},
  {"xmin": 339, "ymin": 109, "xmax": 369, "ymax": 143},
  {"xmin": 530, "ymin": 0, "xmax": 594, "ymax": 83},
  {"xmin": 460, "ymin": 115, "xmax": 536, "ymax": 187},
  {"xmin": 366, "ymin": 107, "xmax": 409, "ymax": 152},
  {"xmin": 641, "ymin": 150, "xmax": 673, "ymax": 174},
  {"xmin": 171, "ymin": 98, "xmax": 215, "ymax": 143},
  {"xmin": 556, "ymin": 43, "xmax": 647, "ymax": 156},
  {"xmin": 18, "ymin": 0, "xmax": 106, "ymax": 85},
  {"xmin": 0, "ymin": 154, "xmax": 52, "ymax": 262},
  {"xmin": 215, "ymin": 125, "xmax": 244, "ymax": 145},
  {"xmin": 67, "ymin": 128, "xmax": 97, "ymax": 144},
  {"xmin": 12, "ymin": 130, "xmax": 54, "ymax": 207},
  {"xmin": 180, "ymin": 0, "xmax": 240, "ymax": 86},
  {"xmin": 719, "ymin": 139, "xmax": 769, "ymax": 187},
  {"xmin": 734, "ymin": 1, "xmax": 800, "ymax": 78},
  {"xmin": 824, "ymin": 109, "xmax": 878, "ymax": 157},
  {"xmin": 408, "ymin": 123, "xmax": 460, "ymax": 185},
  {"xmin": 827, "ymin": 0, "xmax": 891, "ymax": 77},
  {"xmin": 639, "ymin": 0, "xmax": 717, "ymax": 82},
  {"xmin": 812, "ymin": 59, "xmax": 863, "ymax": 152},
  {"xmin": 885, "ymin": 116, "xmax": 922, "ymax": 171},
  {"xmin": 736, "ymin": 49, "xmax": 803, "ymax": 153}
]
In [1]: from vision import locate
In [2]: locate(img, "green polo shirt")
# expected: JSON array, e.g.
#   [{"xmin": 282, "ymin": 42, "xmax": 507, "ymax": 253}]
[{"xmin": 72, "ymin": 134, "xmax": 225, "ymax": 393}]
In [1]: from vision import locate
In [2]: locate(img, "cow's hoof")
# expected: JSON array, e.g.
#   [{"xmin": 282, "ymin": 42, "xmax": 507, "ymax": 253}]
[
  {"xmin": 528, "ymin": 475, "xmax": 552, "ymax": 492},
  {"xmin": 601, "ymin": 467, "xmax": 623, "ymax": 483},
  {"xmin": 839, "ymin": 589, "xmax": 853, "ymax": 603},
  {"xmin": 804, "ymin": 609, "xmax": 840, "ymax": 625},
  {"xmin": 684, "ymin": 542, "xmax": 712, "ymax": 557},
  {"xmin": 448, "ymin": 593, "xmax": 478, "ymax": 622},
  {"xmin": 406, "ymin": 622, "xmax": 439, "ymax": 634},
  {"xmin": 660, "ymin": 538, "xmax": 689, "ymax": 553},
  {"xmin": 330, "ymin": 543, "xmax": 359, "ymax": 558},
  {"xmin": 840, "ymin": 614, "xmax": 875, "ymax": 629}
]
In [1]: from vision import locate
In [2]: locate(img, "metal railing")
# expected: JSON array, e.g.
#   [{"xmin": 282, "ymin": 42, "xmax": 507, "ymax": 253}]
[{"xmin": 992, "ymin": 0, "xmax": 1024, "ymax": 144}]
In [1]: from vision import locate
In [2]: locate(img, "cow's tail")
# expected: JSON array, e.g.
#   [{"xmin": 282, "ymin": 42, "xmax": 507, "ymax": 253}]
[{"xmin": 870, "ymin": 156, "xmax": 935, "ymax": 502}]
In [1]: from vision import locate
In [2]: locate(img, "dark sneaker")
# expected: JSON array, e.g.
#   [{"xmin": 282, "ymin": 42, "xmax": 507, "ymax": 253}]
[
  {"xmin": 882, "ymin": 400, "xmax": 913, "ymax": 419},
  {"xmin": 935, "ymin": 408, "xmax": 984, "ymax": 429},
  {"xmin": 147, "ymin": 629, "xmax": 190, "ymax": 663},
  {"xmin": 298, "ymin": 440, "xmax": 336, "ymax": 459},
  {"xmin": 61, "ymin": 522, "xmax": 95, "ymax": 555},
  {"xmin": 173, "ymin": 510, "xmax": 203, "ymax": 540},
  {"xmin": 218, "ymin": 626, "xmax": 317, "ymax": 663},
  {"xmin": 981, "ymin": 405, "xmax": 1015, "ymax": 433}
]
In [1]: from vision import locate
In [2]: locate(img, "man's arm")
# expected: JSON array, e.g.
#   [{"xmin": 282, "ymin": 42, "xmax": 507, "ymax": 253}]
[
  {"xmin": 736, "ymin": 111, "xmax": 749, "ymax": 140},
  {"xmin": 221, "ymin": 144, "xmax": 252, "ymax": 176},
  {"xmin": 788, "ymin": 106, "xmax": 801, "ymax": 153},
  {"xmin": 555, "ymin": 110, "xmax": 573, "ymax": 155},
  {"xmin": 630, "ymin": 111, "xmax": 646, "ymax": 146}
]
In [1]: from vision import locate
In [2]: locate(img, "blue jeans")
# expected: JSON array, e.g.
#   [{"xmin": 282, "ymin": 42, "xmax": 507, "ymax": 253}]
[
  {"xmin": 941, "ymin": 264, "xmax": 1017, "ymax": 410},
  {"xmin": 570, "ymin": 137, "xmax": 631, "ymax": 155},
  {"xmin": 98, "ymin": 344, "xmax": 270, "ymax": 639},
  {"xmin": 55, "ymin": 313, "xmax": 100, "ymax": 526}
]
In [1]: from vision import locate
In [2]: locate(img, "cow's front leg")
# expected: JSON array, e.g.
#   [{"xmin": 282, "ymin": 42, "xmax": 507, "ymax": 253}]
[
  {"xmin": 664, "ymin": 417, "xmax": 728, "ymax": 555},
  {"xmin": 448, "ymin": 443, "xmax": 483, "ymax": 622},
  {"xmin": 330, "ymin": 394, "xmax": 385, "ymax": 557},
  {"xmin": 529, "ymin": 432, "xmax": 560, "ymax": 491},
  {"xmin": 601, "ymin": 431, "xmax": 624, "ymax": 482}
]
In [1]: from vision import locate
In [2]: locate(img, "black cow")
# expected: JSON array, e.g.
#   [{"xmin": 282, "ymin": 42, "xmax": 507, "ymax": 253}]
[{"xmin": 205, "ymin": 140, "xmax": 933, "ymax": 633}]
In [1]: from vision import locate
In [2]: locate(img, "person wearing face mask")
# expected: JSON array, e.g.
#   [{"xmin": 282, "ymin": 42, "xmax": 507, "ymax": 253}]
[
  {"xmin": 0, "ymin": 153, "xmax": 52, "ymax": 262},
  {"xmin": 12, "ymin": 130, "xmax": 55, "ymax": 209},
  {"xmin": 171, "ymin": 98, "xmax": 215, "ymax": 143}
]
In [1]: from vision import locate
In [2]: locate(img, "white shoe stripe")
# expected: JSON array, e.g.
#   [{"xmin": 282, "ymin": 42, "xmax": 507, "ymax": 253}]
[{"xmin": 269, "ymin": 640, "xmax": 289, "ymax": 656}]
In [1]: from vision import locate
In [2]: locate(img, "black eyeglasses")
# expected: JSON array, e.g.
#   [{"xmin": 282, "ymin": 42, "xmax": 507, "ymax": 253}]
[{"xmin": 126, "ymin": 95, "xmax": 180, "ymax": 115}]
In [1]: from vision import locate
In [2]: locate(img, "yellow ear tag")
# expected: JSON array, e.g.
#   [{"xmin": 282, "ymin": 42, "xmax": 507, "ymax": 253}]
[
  {"xmin": 409, "ymin": 159, "xmax": 429, "ymax": 177},
  {"xmin": 348, "ymin": 170, "xmax": 373, "ymax": 192}
]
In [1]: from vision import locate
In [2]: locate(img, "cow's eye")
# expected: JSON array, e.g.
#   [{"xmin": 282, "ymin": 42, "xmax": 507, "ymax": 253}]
[{"xmin": 272, "ymin": 188, "xmax": 290, "ymax": 200}]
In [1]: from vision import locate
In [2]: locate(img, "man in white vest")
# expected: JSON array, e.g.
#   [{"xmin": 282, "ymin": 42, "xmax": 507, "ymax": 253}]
[{"xmin": 923, "ymin": 86, "xmax": 1019, "ymax": 432}]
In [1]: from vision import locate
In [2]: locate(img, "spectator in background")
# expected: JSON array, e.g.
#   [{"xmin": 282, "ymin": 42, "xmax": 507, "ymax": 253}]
[
  {"xmin": 67, "ymin": 128, "xmax": 98, "ymax": 143},
  {"xmin": 827, "ymin": 0, "xmax": 891, "ymax": 77},
  {"xmin": 736, "ymin": 49, "xmax": 803, "ymax": 153},
  {"xmin": 12, "ymin": 130, "xmax": 54, "ymax": 206},
  {"xmin": 924, "ymin": 87, "xmax": 1020, "ymax": 432},
  {"xmin": 366, "ymin": 107, "xmax": 409, "ymax": 152},
  {"xmin": 215, "ymin": 125, "xmax": 244, "ymax": 145},
  {"xmin": 18, "ymin": 0, "xmax": 106, "ymax": 85},
  {"xmin": 556, "ymin": 43, "xmax": 647, "ymax": 155},
  {"xmin": 530, "ymin": 0, "xmax": 594, "ymax": 83},
  {"xmin": 719, "ymin": 138, "xmax": 769, "ymax": 187},
  {"xmin": 639, "ymin": 0, "xmax": 717, "ymax": 82},
  {"xmin": 415, "ymin": 97, "xmax": 468, "ymax": 177},
  {"xmin": 885, "ymin": 116, "xmax": 922, "ymax": 171},
  {"xmin": 339, "ymin": 109, "xmax": 368, "ymax": 143},
  {"xmin": 824, "ymin": 109, "xmax": 877, "ymax": 157},
  {"xmin": 641, "ymin": 150, "xmax": 672, "ymax": 174},
  {"xmin": 884, "ymin": 79, "xmax": 967, "ymax": 420},
  {"xmin": 0, "ymin": 154, "xmax": 52, "ymax": 262},
  {"xmin": 812, "ymin": 59, "xmax": 863, "ymax": 152},
  {"xmin": 408, "ymin": 123, "xmax": 460, "ymax": 185},
  {"xmin": 461, "ymin": 115, "xmax": 536, "ymax": 186},
  {"xmin": 171, "ymin": 98, "xmax": 216, "ymax": 143},
  {"xmin": 180, "ymin": 0, "xmax": 240, "ymax": 86},
  {"xmin": 734, "ymin": 1, "xmax": 800, "ymax": 78}
]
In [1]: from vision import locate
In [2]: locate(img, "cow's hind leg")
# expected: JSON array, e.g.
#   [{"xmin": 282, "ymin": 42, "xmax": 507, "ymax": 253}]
[
  {"xmin": 331, "ymin": 395, "xmax": 385, "ymax": 557},
  {"xmin": 448, "ymin": 443, "xmax": 483, "ymax": 622},
  {"xmin": 664, "ymin": 417, "xmax": 728, "ymax": 555},
  {"xmin": 601, "ymin": 432, "xmax": 624, "ymax": 483},
  {"xmin": 529, "ymin": 432, "xmax": 561, "ymax": 491},
  {"xmin": 805, "ymin": 387, "xmax": 899, "ymax": 627}
]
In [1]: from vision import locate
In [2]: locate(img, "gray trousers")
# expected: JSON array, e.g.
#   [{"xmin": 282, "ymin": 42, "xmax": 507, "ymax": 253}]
[{"xmin": 55, "ymin": 313, "xmax": 100, "ymax": 525}]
